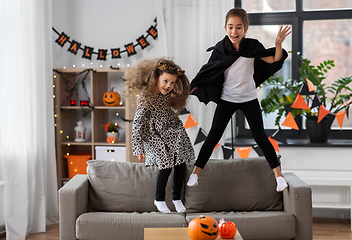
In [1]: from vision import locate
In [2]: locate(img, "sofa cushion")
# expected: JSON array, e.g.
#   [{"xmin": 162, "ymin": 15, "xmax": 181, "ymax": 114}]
[
  {"xmin": 184, "ymin": 158, "xmax": 283, "ymax": 212},
  {"xmin": 186, "ymin": 211, "xmax": 295, "ymax": 240},
  {"xmin": 76, "ymin": 212, "xmax": 187, "ymax": 240},
  {"xmin": 87, "ymin": 160, "xmax": 179, "ymax": 212}
]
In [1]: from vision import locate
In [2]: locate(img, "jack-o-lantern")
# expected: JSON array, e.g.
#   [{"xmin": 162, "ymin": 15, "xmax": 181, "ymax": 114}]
[
  {"xmin": 188, "ymin": 215, "xmax": 219, "ymax": 240},
  {"xmin": 219, "ymin": 218, "xmax": 237, "ymax": 239},
  {"xmin": 106, "ymin": 136, "xmax": 116, "ymax": 144},
  {"xmin": 103, "ymin": 87, "xmax": 120, "ymax": 106}
]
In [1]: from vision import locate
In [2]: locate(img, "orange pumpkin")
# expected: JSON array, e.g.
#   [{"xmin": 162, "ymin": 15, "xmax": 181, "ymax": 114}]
[
  {"xmin": 106, "ymin": 136, "xmax": 116, "ymax": 143},
  {"xmin": 188, "ymin": 215, "xmax": 219, "ymax": 240},
  {"xmin": 103, "ymin": 87, "xmax": 120, "ymax": 106},
  {"xmin": 218, "ymin": 219, "xmax": 237, "ymax": 239}
]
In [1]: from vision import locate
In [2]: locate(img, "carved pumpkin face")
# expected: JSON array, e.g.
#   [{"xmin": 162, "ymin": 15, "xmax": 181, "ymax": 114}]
[
  {"xmin": 219, "ymin": 219, "xmax": 237, "ymax": 239},
  {"xmin": 103, "ymin": 87, "xmax": 120, "ymax": 106},
  {"xmin": 188, "ymin": 215, "xmax": 219, "ymax": 240},
  {"xmin": 106, "ymin": 136, "xmax": 116, "ymax": 143}
]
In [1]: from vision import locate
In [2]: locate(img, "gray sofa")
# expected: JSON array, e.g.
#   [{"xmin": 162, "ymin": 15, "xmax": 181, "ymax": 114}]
[{"xmin": 58, "ymin": 157, "xmax": 312, "ymax": 240}]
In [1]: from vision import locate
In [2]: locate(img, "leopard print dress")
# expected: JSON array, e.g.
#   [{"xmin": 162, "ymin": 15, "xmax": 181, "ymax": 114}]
[{"xmin": 131, "ymin": 92, "xmax": 195, "ymax": 169}]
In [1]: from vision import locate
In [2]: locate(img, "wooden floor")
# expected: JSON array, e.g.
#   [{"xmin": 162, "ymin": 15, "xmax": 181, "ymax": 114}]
[{"xmin": 0, "ymin": 219, "xmax": 351, "ymax": 239}]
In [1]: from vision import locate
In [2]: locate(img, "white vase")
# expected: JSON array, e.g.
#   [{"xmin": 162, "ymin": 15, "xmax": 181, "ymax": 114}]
[{"xmin": 106, "ymin": 132, "xmax": 119, "ymax": 143}]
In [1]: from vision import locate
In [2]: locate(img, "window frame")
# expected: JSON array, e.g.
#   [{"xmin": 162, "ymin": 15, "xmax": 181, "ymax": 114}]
[{"xmin": 234, "ymin": 0, "xmax": 352, "ymax": 140}]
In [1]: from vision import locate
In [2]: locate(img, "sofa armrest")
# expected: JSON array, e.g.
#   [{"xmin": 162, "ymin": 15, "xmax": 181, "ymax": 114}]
[
  {"xmin": 283, "ymin": 172, "xmax": 312, "ymax": 240},
  {"xmin": 58, "ymin": 174, "xmax": 89, "ymax": 240}
]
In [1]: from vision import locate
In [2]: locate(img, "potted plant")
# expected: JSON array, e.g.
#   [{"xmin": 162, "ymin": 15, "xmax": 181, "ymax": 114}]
[
  {"xmin": 102, "ymin": 122, "xmax": 122, "ymax": 143},
  {"xmin": 260, "ymin": 52, "xmax": 352, "ymax": 143}
]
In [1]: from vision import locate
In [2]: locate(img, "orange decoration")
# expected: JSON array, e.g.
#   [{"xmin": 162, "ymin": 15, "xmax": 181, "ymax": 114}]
[
  {"xmin": 306, "ymin": 78, "xmax": 316, "ymax": 92},
  {"xmin": 335, "ymin": 111, "xmax": 346, "ymax": 130},
  {"xmin": 281, "ymin": 112, "xmax": 299, "ymax": 130},
  {"xmin": 214, "ymin": 143, "xmax": 220, "ymax": 150},
  {"xmin": 291, "ymin": 93, "xmax": 310, "ymax": 110},
  {"xmin": 269, "ymin": 137, "xmax": 280, "ymax": 153},
  {"xmin": 188, "ymin": 216, "xmax": 219, "ymax": 240},
  {"xmin": 184, "ymin": 114, "xmax": 198, "ymax": 129},
  {"xmin": 103, "ymin": 87, "xmax": 120, "ymax": 106},
  {"xmin": 106, "ymin": 136, "xmax": 116, "ymax": 143},
  {"xmin": 219, "ymin": 219, "xmax": 237, "ymax": 239},
  {"xmin": 236, "ymin": 147, "xmax": 251, "ymax": 158},
  {"xmin": 317, "ymin": 105, "xmax": 331, "ymax": 123}
]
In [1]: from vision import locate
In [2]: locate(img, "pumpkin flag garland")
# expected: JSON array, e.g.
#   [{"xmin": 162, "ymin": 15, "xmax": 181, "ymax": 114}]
[{"xmin": 53, "ymin": 17, "xmax": 158, "ymax": 61}]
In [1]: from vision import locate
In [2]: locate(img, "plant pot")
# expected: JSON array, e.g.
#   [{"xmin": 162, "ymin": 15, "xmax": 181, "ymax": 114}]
[
  {"xmin": 306, "ymin": 118, "xmax": 331, "ymax": 143},
  {"xmin": 106, "ymin": 132, "xmax": 119, "ymax": 143}
]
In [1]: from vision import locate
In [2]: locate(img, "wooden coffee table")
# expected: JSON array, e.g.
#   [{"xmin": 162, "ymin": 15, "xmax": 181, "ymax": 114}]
[{"xmin": 144, "ymin": 227, "xmax": 243, "ymax": 240}]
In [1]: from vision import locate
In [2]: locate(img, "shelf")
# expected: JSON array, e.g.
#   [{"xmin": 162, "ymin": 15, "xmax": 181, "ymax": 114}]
[
  {"xmin": 94, "ymin": 106, "xmax": 126, "ymax": 110},
  {"xmin": 61, "ymin": 142, "xmax": 92, "ymax": 146},
  {"xmin": 93, "ymin": 142, "xmax": 126, "ymax": 146},
  {"xmin": 60, "ymin": 106, "xmax": 92, "ymax": 110},
  {"xmin": 54, "ymin": 68, "xmax": 136, "ymax": 188}
]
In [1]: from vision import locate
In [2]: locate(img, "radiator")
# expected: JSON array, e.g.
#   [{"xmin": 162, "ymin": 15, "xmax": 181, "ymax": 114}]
[{"xmin": 0, "ymin": 181, "xmax": 4, "ymax": 234}]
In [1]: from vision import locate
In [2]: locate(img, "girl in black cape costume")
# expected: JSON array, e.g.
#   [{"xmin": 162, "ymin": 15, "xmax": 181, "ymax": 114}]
[{"xmin": 187, "ymin": 8, "xmax": 291, "ymax": 192}]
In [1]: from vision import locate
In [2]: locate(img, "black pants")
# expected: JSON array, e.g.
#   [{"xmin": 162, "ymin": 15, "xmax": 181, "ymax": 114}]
[
  {"xmin": 155, "ymin": 162, "xmax": 186, "ymax": 201},
  {"xmin": 195, "ymin": 99, "xmax": 280, "ymax": 169}
]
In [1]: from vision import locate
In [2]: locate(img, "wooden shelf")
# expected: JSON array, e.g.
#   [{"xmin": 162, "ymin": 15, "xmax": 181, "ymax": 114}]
[{"xmin": 54, "ymin": 68, "xmax": 137, "ymax": 188}]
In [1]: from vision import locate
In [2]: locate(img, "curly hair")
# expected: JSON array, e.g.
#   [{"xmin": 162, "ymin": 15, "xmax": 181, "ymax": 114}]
[{"xmin": 124, "ymin": 58, "xmax": 190, "ymax": 111}]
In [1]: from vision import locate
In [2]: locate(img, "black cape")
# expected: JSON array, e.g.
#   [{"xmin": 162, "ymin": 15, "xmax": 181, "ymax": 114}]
[{"xmin": 191, "ymin": 36, "xmax": 288, "ymax": 104}]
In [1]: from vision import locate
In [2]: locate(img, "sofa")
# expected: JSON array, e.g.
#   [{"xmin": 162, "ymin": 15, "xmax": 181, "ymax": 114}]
[{"xmin": 58, "ymin": 157, "xmax": 312, "ymax": 240}]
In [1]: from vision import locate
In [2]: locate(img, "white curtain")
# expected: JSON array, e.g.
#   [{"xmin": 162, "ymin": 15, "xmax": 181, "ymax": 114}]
[
  {"xmin": 0, "ymin": 0, "xmax": 59, "ymax": 239},
  {"xmin": 162, "ymin": 0, "xmax": 235, "ymax": 157}
]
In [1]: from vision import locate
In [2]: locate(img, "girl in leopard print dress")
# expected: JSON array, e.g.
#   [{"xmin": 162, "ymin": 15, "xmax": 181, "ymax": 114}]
[{"xmin": 124, "ymin": 59, "xmax": 195, "ymax": 213}]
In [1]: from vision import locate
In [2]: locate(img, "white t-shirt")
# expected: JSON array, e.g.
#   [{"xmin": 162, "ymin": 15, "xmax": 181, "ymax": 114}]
[{"xmin": 221, "ymin": 56, "xmax": 257, "ymax": 103}]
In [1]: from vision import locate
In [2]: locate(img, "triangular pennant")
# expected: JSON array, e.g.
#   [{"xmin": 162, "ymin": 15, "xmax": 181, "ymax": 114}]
[
  {"xmin": 268, "ymin": 137, "xmax": 280, "ymax": 153},
  {"xmin": 271, "ymin": 128, "xmax": 288, "ymax": 144},
  {"xmin": 342, "ymin": 97, "xmax": 352, "ymax": 107},
  {"xmin": 291, "ymin": 93, "xmax": 310, "ymax": 110},
  {"xmin": 194, "ymin": 128, "xmax": 207, "ymax": 145},
  {"xmin": 180, "ymin": 106, "xmax": 190, "ymax": 115},
  {"xmin": 335, "ymin": 111, "xmax": 346, "ymax": 130},
  {"xmin": 284, "ymin": 104, "xmax": 292, "ymax": 114},
  {"xmin": 214, "ymin": 143, "xmax": 220, "ymax": 150},
  {"xmin": 311, "ymin": 94, "xmax": 322, "ymax": 109},
  {"xmin": 306, "ymin": 78, "xmax": 317, "ymax": 92},
  {"xmin": 184, "ymin": 114, "xmax": 198, "ymax": 129},
  {"xmin": 252, "ymin": 145, "xmax": 264, "ymax": 157},
  {"xmin": 317, "ymin": 105, "xmax": 331, "ymax": 123},
  {"xmin": 222, "ymin": 146, "xmax": 234, "ymax": 159},
  {"xmin": 299, "ymin": 83, "xmax": 315, "ymax": 95},
  {"xmin": 346, "ymin": 105, "xmax": 350, "ymax": 118},
  {"xmin": 281, "ymin": 112, "xmax": 299, "ymax": 130},
  {"xmin": 326, "ymin": 113, "xmax": 335, "ymax": 128},
  {"xmin": 236, "ymin": 147, "xmax": 251, "ymax": 158}
]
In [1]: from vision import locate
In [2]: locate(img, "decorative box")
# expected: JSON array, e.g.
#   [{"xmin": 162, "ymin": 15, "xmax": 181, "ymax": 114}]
[{"xmin": 95, "ymin": 146, "xmax": 126, "ymax": 162}]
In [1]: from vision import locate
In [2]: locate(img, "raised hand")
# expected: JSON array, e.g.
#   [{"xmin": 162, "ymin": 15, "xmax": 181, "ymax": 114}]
[{"xmin": 275, "ymin": 25, "xmax": 291, "ymax": 45}]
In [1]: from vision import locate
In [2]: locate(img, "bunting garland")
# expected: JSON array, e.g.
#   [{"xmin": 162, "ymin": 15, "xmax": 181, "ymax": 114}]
[
  {"xmin": 179, "ymin": 106, "xmax": 281, "ymax": 160},
  {"xmin": 277, "ymin": 77, "xmax": 352, "ymax": 137},
  {"xmin": 53, "ymin": 17, "xmax": 158, "ymax": 61}
]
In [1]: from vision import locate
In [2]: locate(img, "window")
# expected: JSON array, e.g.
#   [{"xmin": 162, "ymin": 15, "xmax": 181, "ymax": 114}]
[
  {"xmin": 303, "ymin": 0, "xmax": 352, "ymax": 11},
  {"xmin": 242, "ymin": 0, "xmax": 295, "ymax": 13},
  {"xmin": 233, "ymin": 0, "xmax": 352, "ymax": 140}
]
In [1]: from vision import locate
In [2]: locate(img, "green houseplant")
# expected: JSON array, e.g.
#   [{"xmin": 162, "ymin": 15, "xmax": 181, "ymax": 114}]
[{"xmin": 260, "ymin": 52, "xmax": 352, "ymax": 142}]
